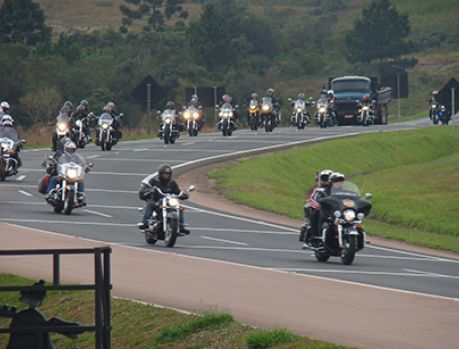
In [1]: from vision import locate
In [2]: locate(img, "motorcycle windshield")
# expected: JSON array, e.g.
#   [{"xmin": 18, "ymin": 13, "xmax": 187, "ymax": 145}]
[
  {"xmin": 0, "ymin": 126, "xmax": 19, "ymax": 142},
  {"xmin": 56, "ymin": 113, "xmax": 70, "ymax": 124},
  {"xmin": 98, "ymin": 113, "xmax": 113, "ymax": 126},
  {"xmin": 262, "ymin": 97, "xmax": 273, "ymax": 106},
  {"xmin": 295, "ymin": 100, "xmax": 306, "ymax": 109},
  {"xmin": 331, "ymin": 181, "xmax": 361, "ymax": 198},
  {"xmin": 162, "ymin": 110, "xmax": 176, "ymax": 118},
  {"xmin": 249, "ymin": 100, "xmax": 258, "ymax": 107},
  {"xmin": 221, "ymin": 102, "xmax": 233, "ymax": 109},
  {"xmin": 187, "ymin": 106, "xmax": 197, "ymax": 113},
  {"xmin": 57, "ymin": 153, "xmax": 87, "ymax": 180}
]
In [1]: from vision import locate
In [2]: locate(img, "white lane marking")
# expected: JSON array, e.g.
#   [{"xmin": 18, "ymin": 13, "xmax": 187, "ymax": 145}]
[
  {"xmin": 91, "ymin": 158, "xmax": 186, "ymax": 163},
  {"xmin": 366, "ymin": 244, "xmax": 446, "ymax": 261},
  {"xmin": 87, "ymin": 154, "xmax": 100, "ymax": 159},
  {"xmin": 404, "ymin": 269, "xmax": 459, "ymax": 279},
  {"xmin": 21, "ymin": 168, "xmax": 149, "ymax": 177},
  {"xmin": 200, "ymin": 235, "xmax": 248, "ymax": 246},
  {"xmin": 117, "ymin": 148, "xmax": 228, "ymax": 153},
  {"xmin": 1, "ymin": 184, "xmax": 138, "ymax": 194},
  {"xmin": 281, "ymin": 268, "xmax": 459, "ymax": 280},
  {"xmin": 191, "ymin": 226, "xmax": 296, "ymax": 235},
  {"xmin": 83, "ymin": 209, "xmax": 113, "ymax": 218},
  {"xmin": 133, "ymin": 148, "xmax": 149, "ymax": 152},
  {"xmin": 16, "ymin": 175, "xmax": 26, "ymax": 181},
  {"xmin": 184, "ymin": 205, "xmax": 298, "ymax": 232},
  {"xmin": 18, "ymin": 190, "xmax": 33, "ymax": 197},
  {"xmin": 1, "ymin": 218, "xmax": 133, "ymax": 227},
  {"xmin": 182, "ymin": 142, "xmax": 195, "ymax": 146},
  {"xmin": 5, "ymin": 223, "xmax": 459, "ymax": 302}
]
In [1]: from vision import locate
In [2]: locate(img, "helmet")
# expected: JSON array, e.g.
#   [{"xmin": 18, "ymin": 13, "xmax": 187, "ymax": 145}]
[
  {"xmin": 77, "ymin": 104, "xmax": 86, "ymax": 112},
  {"xmin": 329, "ymin": 172, "xmax": 345, "ymax": 183},
  {"xmin": 166, "ymin": 101, "xmax": 175, "ymax": 109},
  {"xmin": 298, "ymin": 93, "xmax": 305, "ymax": 100},
  {"xmin": 1, "ymin": 101, "xmax": 10, "ymax": 111},
  {"xmin": 222, "ymin": 94, "xmax": 231, "ymax": 103},
  {"xmin": 107, "ymin": 102, "xmax": 116, "ymax": 112},
  {"xmin": 62, "ymin": 101, "xmax": 73, "ymax": 110},
  {"xmin": 158, "ymin": 164, "xmax": 172, "ymax": 183},
  {"xmin": 362, "ymin": 95, "xmax": 370, "ymax": 102},
  {"xmin": 266, "ymin": 88, "xmax": 274, "ymax": 96},
  {"xmin": 316, "ymin": 169, "xmax": 333, "ymax": 187},
  {"xmin": 432, "ymin": 90, "xmax": 438, "ymax": 96},
  {"xmin": 191, "ymin": 94, "xmax": 198, "ymax": 100},
  {"xmin": 251, "ymin": 93, "xmax": 258, "ymax": 99},
  {"xmin": 64, "ymin": 141, "xmax": 77, "ymax": 154},
  {"xmin": 80, "ymin": 99, "xmax": 89, "ymax": 108},
  {"xmin": 327, "ymin": 89, "xmax": 334, "ymax": 96},
  {"xmin": 1, "ymin": 114, "xmax": 13, "ymax": 126},
  {"xmin": 440, "ymin": 105, "xmax": 446, "ymax": 111}
]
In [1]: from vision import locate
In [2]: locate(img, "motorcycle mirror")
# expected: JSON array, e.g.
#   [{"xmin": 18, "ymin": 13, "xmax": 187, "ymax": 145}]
[
  {"xmin": 364, "ymin": 193, "xmax": 372, "ymax": 200},
  {"xmin": 88, "ymin": 162, "xmax": 94, "ymax": 168},
  {"xmin": 288, "ymin": 98, "xmax": 292, "ymax": 101},
  {"xmin": 47, "ymin": 155, "xmax": 54, "ymax": 160},
  {"xmin": 187, "ymin": 185, "xmax": 196, "ymax": 192},
  {"xmin": 21, "ymin": 139, "xmax": 27, "ymax": 144},
  {"xmin": 138, "ymin": 207, "xmax": 144, "ymax": 212}
]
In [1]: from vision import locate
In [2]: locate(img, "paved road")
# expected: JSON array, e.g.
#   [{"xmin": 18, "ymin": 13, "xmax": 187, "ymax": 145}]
[{"xmin": 1, "ymin": 119, "xmax": 458, "ymax": 299}]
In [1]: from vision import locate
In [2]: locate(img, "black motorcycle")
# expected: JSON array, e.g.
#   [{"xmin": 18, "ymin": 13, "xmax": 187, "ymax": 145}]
[
  {"xmin": 138, "ymin": 185, "xmax": 195, "ymax": 248},
  {"xmin": 304, "ymin": 181, "xmax": 372, "ymax": 265}
]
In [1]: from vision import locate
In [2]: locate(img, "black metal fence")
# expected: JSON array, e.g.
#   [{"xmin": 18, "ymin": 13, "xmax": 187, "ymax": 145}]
[{"xmin": 0, "ymin": 247, "xmax": 112, "ymax": 349}]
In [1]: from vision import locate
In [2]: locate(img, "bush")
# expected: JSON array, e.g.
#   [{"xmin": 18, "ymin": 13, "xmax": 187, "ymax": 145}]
[{"xmin": 246, "ymin": 329, "xmax": 298, "ymax": 349}]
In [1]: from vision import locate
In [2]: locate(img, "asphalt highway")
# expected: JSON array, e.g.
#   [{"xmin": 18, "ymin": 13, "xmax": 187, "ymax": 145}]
[{"xmin": 1, "ymin": 119, "xmax": 459, "ymax": 299}]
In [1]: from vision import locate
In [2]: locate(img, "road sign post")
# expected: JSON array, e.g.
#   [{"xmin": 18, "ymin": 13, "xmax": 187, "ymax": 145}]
[
  {"xmin": 146, "ymin": 83, "xmax": 152, "ymax": 135},
  {"xmin": 397, "ymin": 73, "xmax": 401, "ymax": 119}
]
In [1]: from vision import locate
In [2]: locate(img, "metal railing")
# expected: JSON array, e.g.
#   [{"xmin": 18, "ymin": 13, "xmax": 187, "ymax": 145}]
[{"xmin": 0, "ymin": 247, "xmax": 112, "ymax": 349}]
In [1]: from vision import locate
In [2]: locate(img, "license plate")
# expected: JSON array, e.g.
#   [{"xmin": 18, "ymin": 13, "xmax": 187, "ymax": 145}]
[{"xmin": 345, "ymin": 115, "xmax": 354, "ymax": 119}]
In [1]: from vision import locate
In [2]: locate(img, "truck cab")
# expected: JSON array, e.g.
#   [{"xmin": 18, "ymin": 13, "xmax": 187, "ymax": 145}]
[{"xmin": 330, "ymin": 76, "xmax": 391, "ymax": 125}]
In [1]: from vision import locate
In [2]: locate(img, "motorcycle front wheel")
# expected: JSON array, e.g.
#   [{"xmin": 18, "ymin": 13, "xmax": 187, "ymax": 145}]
[
  {"xmin": 164, "ymin": 219, "xmax": 178, "ymax": 248},
  {"xmin": 341, "ymin": 235, "xmax": 357, "ymax": 265},
  {"xmin": 64, "ymin": 191, "xmax": 74, "ymax": 215}
]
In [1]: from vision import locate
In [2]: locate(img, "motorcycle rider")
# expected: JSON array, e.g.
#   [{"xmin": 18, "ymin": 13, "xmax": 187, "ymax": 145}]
[
  {"xmin": 71, "ymin": 100, "xmax": 93, "ymax": 141},
  {"xmin": 427, "ymin": 90, "xmax": 439, "ymax": 119},
  {"xmin": 327, "ymin": 89, "xmax": 337, "ymax": 122},
  {"xmin": 247, "ymin": 92, "xmax": 259, "ymax": 124},
  {"xmin": 51, "ymin": 101, "xmax": 73, "ymax": 151},
  {"xmin": 104, "ymin": 102, "xmax": 122, "ymax": 141},
  {"xmin": 137, "ymin": 164, "xmax": 190, "ymax": 235},
  {"xmin": 265, "ymin": 88, "xmax": 281, "ymax": 124},
  {"xmin": 0, "ymin": 114, "xmax": 22, "ymax": 171},
  {"xmin": 301, "ymin": 169, "xmax": 333, "ymax": 247},
  {"xmin": 0, "ymin": 101, "xmax": 10, "ymax": 117},
  {"xmin": 45, "ymin": 140, "xmax": 87, "ymax": 205},
  {"xmin": 219, "ymin": 94, "xmax": 238, "ymax": 122},
  {"xmin": 187, "ymin": 94, "xmax": 205, "ymax": 129}
]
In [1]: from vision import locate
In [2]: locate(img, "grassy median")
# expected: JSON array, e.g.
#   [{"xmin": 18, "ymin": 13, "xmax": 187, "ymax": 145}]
[
  {"xmin": 0, "ymin": 274, "xmax": 345, "ymax": 349},
  {"xmin": 209, "ymin": 127, "xmax": 459, "ymax": 253}
]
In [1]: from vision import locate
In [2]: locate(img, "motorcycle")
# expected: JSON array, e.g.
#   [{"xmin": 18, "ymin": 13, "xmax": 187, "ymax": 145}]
[
  {"xmin": 357, "ymin": 103, "xmax": 375, "ymax": 126},
  {"xmin": 183, "ymin": 105, "xmax": 201, "ymax": 137},
  {"xmin": 260, "ymin": 97, "xmax": 276, "ymax": 133},
  {"xmin": 96, "ymin": 112, "xmax": 122, "ymax": 151},
  {"xmin": 430, "ymin": 103, "xmax": 439, "ymax": 125},
  {"xmin": 217, "ymin": 103, "xmax": 237, "ymax": 136},
  {"xmin": 45, "ymin": 154, "xmax": 93, "ymax": 215},
  {"xmin": 0, "ymin": 127, "xmax": 26, "ymax": 181},
  {"xmin": 55, "ymin": 113, "xmax": 72, "ymax": 145},
  {"xmin": 288, "ymin": 98, "xmax": 309, "ymax": 129},
  {"xmin": 315, "ymin": 100, "xmax": 330, "ymax": 128},
  {"xmin": 72, "ymin": 114, "xmax": 94, "ymax": 149},
  {"xmin": 159, "ymin": 109, "xmax": 180, "ymax": 144},
  {"xmin": 438, "ymin": 106, "xmax": 451, "ymax": 125},
  {"xmin": 304, "ymin": 181, "xmax": 372, "ymax": 265},
  {"xmin": 247, "ymin": 99, "xmax": 260, "ymax": 131},
  {"xmin": 139, "ymin": 185, "xmax": 196, "ymax": 248}
]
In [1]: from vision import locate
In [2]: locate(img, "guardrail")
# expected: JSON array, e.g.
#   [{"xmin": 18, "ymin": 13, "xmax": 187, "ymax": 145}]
[{"xmin": 0, "ymin": 247, "xmax": 112, "ymax": 349}]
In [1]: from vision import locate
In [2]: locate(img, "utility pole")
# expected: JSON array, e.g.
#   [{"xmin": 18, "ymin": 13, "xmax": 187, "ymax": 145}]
[
  {"xmin": 396, "ymin": 73, "xmax": 401, "ymax": 119},
  {"xmin": 146, "ymin": 83, "xmax": 152, "ymax": 135}
]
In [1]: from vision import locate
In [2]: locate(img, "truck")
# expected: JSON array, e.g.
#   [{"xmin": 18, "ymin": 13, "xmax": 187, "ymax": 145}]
[{"xmin": 329, "ymin": 76, "xmax": 392, "ymax": 125}]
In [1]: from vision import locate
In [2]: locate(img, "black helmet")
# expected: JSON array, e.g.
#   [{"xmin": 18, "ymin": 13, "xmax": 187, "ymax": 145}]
[
  {"xmin": 329, "ymin": 172, "xmax": 345, "ymax": 183},
  {"xmin": 166, "ymin": 101, "xmax": 175, "ymax": 109},
  {"xmin": 158, "ymin": 164, "xmax": 172, "ymax": 183}
]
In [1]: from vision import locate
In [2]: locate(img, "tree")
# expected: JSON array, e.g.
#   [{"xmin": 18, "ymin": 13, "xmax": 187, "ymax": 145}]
[
  {"xmin": 345, "ymin": 0, "xmax": 412, "ymax": 64},
  {"xmin": 0, "ymin": 0, "xmax": 51, "ymax": 45},
  {"xmin": 120, "ymin": 0, "xmax": 188, "ymax": 33}
]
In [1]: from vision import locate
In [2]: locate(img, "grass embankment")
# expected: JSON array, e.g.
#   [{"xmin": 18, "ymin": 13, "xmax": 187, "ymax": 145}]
[
  {"xmin": 210, "ymin": 127, "xmax": 459, "ymax": 253},
  {"xmin": 0, "ymin": 274, "xmax": 344, "ymax": 349}
]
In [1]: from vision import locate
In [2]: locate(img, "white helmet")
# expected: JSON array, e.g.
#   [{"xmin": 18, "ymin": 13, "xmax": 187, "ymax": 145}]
[
  {"xmin": 64, "ymin": 141, "xmax": 77, "ymax": 154},
  {"xmin": 1, "ymin": 101, "xmax": 10, "ymax": 110},
  {"xmin": 327, "ymin": 90, "xmax": 334, "ymax": 95},
  {"xmin": 1, "ymin": 114, "xmax": 13, "ymax": 126}
]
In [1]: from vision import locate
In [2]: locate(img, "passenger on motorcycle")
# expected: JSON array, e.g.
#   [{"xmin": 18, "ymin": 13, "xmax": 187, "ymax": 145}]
[
  {"xmin": 45, "ymin": 141, "xmax": 87, "ymax": 204},
  {"xmin": 0, "ymin": 101, "xmax": 10, "ymax": 117},
  {"xmin": 0, "ymin": 115, "xmax": 22, "ymax": 170},
  {"xmin": 137, "ymin": 164, "xmax": 190, "ymax": 234},
  {"xmin": 301, "ymin": 169, "xmax": 334, "ymax": 247}
]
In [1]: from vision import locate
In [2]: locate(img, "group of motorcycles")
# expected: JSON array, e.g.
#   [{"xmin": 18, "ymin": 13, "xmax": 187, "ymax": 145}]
[
  {"xmin": 429, "ymin": 103, "xmax": 451, "ymax": 125},
  {"xmin": 158, "ymin": 105, "xmax": 204, "ymax": 144}
]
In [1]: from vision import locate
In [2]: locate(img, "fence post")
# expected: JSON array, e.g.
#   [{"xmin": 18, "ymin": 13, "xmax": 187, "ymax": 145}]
[
  {"xmin": 103, "ymin": 249, "xmax": 111, "ymax": 349},
  {"xmin": 95, "ymin": 249, "xmax": 103, "ymax": 349},
  {"xmin": 53, "ymin": 253, "xmax": 60, "ymax": 285}
]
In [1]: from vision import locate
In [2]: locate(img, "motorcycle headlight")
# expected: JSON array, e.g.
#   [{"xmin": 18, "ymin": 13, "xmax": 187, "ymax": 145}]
[
  {"xmin": 334, "ymin": 210, "xmax": 342, "ymax": 218},
  {"xmin": 262, "ymin": 105, "xmax": 270, "ymax": 112},
  {"xmin": 296, "ymin": 108, "xmax": 303, "ymax": 113},
  {"xmin": 343, "ymin": 209, "xmax": 356, "ymax": 222},
  {"xmin": 193, "ymin": 112, "xmax": 199, "ymax": 119},
  {"xmin": 229, "ymin": 112, "xmax": 233, "ymax": 117},
  {"xmin": 319, "ymin": 107, "xmax": 326, "ymax": 114},
  {"xmin": 67, "ymin": 168, "xmax": 78, "ymax": 179},
  {"xmin": 75, "ymin": 120, "xmax": 82, "ymax": 126},
  {"xmin": 102, "ymin": 123, "xmax": 109, "ymax": 129},
  {"xmin": 168, "ymin": 198, "xmax": 179, "ymax": 207},
  {"xmin": 250, "ymin": 106, "xmax": 257, "ymax": 111},
  {"xmin": 362, "ymin": 106, "xmax": 369, "ymax": 111},
  {"xmin": 165, "ymin": 118, "xmax": 171, "ymax": 124},
  {"xmin": 219, "ymin": 112, "xmax": 223, "ymax": 117},
  {"xmin": 357, "ymin": 213, "xmax": 365, "ymax": 220},
  {"xmin": 57, "ymin": 123, "xmax": 67, "ymax": 132},
  {"xmin": 432, "ymin": 104, "xmax": 437, "ymax": 108},
  {"xmin": 184, "ymin": 112, "xmax": 190, "ymax": 119},
  {"xmin": 1, "ymin": 143, "xmax": 9, "ymax": 151}
]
